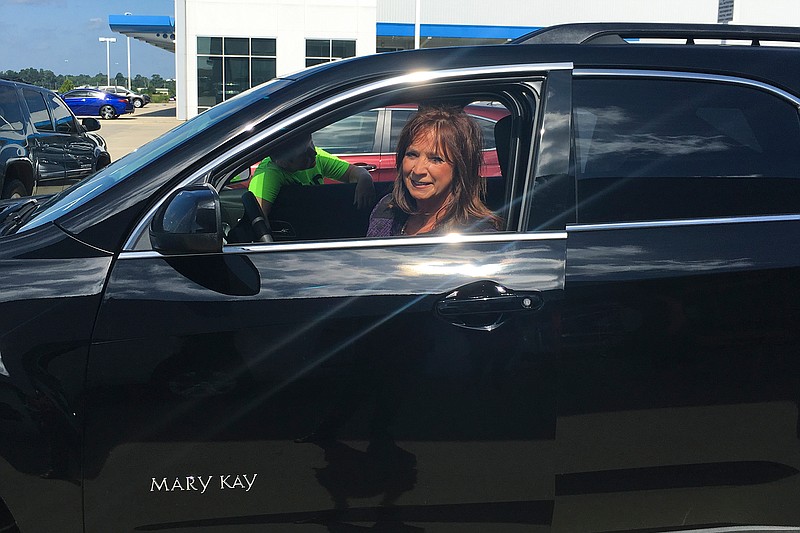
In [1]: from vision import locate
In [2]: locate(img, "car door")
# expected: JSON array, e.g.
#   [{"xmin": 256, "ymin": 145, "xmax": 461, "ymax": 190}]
[
  {"xmin": 62, "ymin": 90, "xmax": 90, "ymax": 116},
  {"xmin": 81, "ymin": 70, "xmax": 571, "ymax": 532},
  {"xmin": 20, "ymin": 88, "xmax": 65, "ymax": 189},
  {"xmin": 47, "ymin": 92, "xmax": 96, "ymax": 187},
  {"xmin": 554, "ymin": 72, "xmax": 800, "ymax": 531}
]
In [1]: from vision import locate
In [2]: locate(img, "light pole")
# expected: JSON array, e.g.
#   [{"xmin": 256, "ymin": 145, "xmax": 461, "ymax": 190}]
[
  {"xmin": 124, "ymin": 12, "xmax": 132, "ymax": 89},
  {"xmin": 99, "ymin": 37, "xmax": 117, "ymax": 86}
]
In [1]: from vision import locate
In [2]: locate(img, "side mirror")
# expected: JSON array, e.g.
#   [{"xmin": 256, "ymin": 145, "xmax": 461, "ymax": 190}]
[
  {"xmin": 150, "ymin": 184, "xmax": 223, "ymax": 254},
  {"xmin": 81, "ymin": 117, "xmax": 101, "ymax": 132}
]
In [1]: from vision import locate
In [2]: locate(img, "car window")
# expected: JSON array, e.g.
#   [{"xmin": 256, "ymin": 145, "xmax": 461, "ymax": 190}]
[
  {"xmin": 0, "ymin": 86, "xmax": 24, "ymax": 132},
  {"xmin": 312, "ymin": 110, "xmax": 379, "ymax": 153},
  {"xmin": 388, "ymin": 109, "xmax": 415, "ymax": 151},
  {"xmin": 48, "ymin": 93, "xmax": 77, "ymax": 133},
  {"xmin": 573, "ymin": 77, "xmax": 800, "ymax": 223},
  {"xmin": 472, "ymin": 114, "xmax": 499, "ymax": 150},
  {"xmin": 216, "ymin": 95, "xmax": 518, "ymax": 246},
  {"xmin": 22, "ymin": 89, "xmax": 54, "ymax": 132}
]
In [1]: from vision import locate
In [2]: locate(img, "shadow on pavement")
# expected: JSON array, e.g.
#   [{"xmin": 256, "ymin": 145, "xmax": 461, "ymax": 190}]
[{"xmin": 139, "ymin": 106, "xmax": 176, "ymax": 118}]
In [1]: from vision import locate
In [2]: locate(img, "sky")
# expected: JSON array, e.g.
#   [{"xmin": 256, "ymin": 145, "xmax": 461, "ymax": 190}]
[{"xmin": 1, "ymin": 0, "xmax": 176, "ymax": 77}]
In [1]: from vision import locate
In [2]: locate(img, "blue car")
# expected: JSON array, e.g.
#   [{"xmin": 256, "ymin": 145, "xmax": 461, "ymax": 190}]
[{"xmin": 61, "ymin": 88, "xmax": 134, "ymax": 119}]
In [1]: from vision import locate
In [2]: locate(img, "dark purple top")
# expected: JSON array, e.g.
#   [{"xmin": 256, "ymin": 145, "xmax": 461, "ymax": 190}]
[{"xmin": 366, "ymin": 194, "xmax": 498, "ymax": 237}]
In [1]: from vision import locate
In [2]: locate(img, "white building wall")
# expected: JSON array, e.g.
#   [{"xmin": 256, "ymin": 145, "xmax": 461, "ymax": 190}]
[
  {"xmin": 377, "ymin": 0, "xmax": 720, "ymax": 25},
  {"xmin": 733, "ymin": 0, "xmax": 800, "ymax": 25},
  {"xmin": 178, "ymin": 0, "xmax": 376, "ymax": 119},
  {"xmin": 377, "ymin": 0, "xmax": 800, "ymax": 26}
]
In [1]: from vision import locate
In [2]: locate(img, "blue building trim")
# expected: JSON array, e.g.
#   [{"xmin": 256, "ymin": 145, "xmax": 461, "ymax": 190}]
[
  {"xmin": 108, "ymin": 14, "xmax": 175, "ymax": 35},
  {"xmin": 377, "ymin": 22, "xmax": 540, "ymax": 39}
]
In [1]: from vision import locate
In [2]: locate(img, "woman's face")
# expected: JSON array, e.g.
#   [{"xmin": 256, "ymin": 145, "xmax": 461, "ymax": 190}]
[{"xmin": 402, "ymin": 129, "xmax": 454, "ymax": 206}]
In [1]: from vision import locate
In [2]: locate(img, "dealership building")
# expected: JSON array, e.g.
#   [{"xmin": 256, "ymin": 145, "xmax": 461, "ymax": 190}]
[{"xmin": 108, "ymin": 0, "xmax": 800, "ymax": 121}]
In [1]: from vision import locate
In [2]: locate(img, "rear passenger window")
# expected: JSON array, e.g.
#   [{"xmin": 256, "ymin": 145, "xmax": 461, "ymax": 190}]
[
  {"xmin": 573, "ymin": 78, "xmax": 800, "ymax": 223},
  {"xmin": 0, "ymin": 86, "xmax": 24, "ymax": 132}
]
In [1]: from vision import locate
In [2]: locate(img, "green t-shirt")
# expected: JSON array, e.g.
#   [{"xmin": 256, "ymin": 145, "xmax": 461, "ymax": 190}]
[{"xmin": 248, "ymin": 148, "xmax": 350, "ymax": 203}]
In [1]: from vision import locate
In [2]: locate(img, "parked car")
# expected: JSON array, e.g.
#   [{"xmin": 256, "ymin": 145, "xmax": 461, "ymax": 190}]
[
  {"xmin": 97, "ymin": 85, "xmax": 151, "ymax": 108},
  {"xmin": 3, "ymin": 23, "xmax": 800, "ymax": 533},
  {"xmin": 0, "ymin": 78, "xmax": 111, "ymax": 198},
  {"xmin": 61, "ymin": 88, "xmax": 134, "ymax": 119}
]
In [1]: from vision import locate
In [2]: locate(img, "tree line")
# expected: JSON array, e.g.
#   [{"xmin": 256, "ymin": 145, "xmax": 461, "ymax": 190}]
[{"xmin": 1, "ymin": 68, "xmax": 175, "ymax": 96}]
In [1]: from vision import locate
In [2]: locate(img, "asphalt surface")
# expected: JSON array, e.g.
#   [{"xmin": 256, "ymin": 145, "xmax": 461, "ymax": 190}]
[{"xmin": 94, "ymin": 102, "xmax": 180, "ymax": 162}]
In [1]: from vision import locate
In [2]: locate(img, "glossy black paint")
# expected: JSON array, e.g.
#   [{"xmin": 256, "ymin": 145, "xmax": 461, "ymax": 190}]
[
  {"xmin": 0, "ymin": 223, "xmax": 111, "ymax": 531},
  {"xmin": 556, "ymin": 220, "xmax": 800, "ymax": 529},
  {"xmin": 84, "ymin": 239, "xmax": 564, "ymax": 531}
]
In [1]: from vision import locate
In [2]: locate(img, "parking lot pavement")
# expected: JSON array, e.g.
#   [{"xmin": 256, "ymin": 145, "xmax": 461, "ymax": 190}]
[{"xmin": 95, "ymin": 102, "xmax": 180, "ymax": 162}]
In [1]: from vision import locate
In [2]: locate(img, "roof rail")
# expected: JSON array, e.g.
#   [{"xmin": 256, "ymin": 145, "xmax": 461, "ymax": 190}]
[{"xmin": 511, "ymin": 22, "xmax": 800, "ymax": 46}]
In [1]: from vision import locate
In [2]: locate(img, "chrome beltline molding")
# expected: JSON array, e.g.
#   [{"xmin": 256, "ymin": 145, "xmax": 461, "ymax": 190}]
[
  {"xmin": 118, "ymin": 231, "xmax": 567, "ymax": 260},
  {"xmin": 568, "ymin": 213, "xmax": 800, "ymax": 232},
  {"xmin": 665, "ymin": 526, "xmax": 800, "ymax": 533}
]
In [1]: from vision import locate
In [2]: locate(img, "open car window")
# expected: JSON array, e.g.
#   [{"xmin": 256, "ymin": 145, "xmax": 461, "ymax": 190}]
[
  {"xmin": 132, "ymin": 81, "xmax": 540, "ymax": 253},
  {"xmin": 214, "ymin": 93, "xmax": 530, "ymax": 245}
]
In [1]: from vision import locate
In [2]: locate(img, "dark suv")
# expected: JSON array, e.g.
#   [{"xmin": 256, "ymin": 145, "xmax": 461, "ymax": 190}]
[
  {"xmin": 0, "ymin": 78, "xmax": 110, "ymax": 199},
  {"xmin": 1, "ymin": 23, "xmax": 800, "ymax": 533}
]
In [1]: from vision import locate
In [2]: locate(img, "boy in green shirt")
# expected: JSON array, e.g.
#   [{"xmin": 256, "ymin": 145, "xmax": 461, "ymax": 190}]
[{"xmin": 249, "ymin": 134, "xmax": 375, "ymax": 216}]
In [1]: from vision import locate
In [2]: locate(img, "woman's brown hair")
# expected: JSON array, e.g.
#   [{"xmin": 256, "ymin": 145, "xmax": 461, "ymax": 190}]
[{"xmin": 391, "ymin": 105, "xmax": 501, "ymax": 230}]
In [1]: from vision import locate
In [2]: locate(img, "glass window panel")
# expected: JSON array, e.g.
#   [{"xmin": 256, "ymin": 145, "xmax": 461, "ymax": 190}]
[
  {"xmin": 251, "ymin": 58, "xmax": 276, "ymax": 86},
  {"xmin": 197, "ymin": 36, "xmax": 222, "ymax": 55},
  {"xmin": 332, "ymin": 40, "xmax": 355, "ymax": 58},
  {"xmin": 224, "ymin": 57, "xmax": 250, "ymax": 98},
  {"xmin": 0, "ymin": 86, "xmax": 24, "ymax": 131},
  {"xmin": 473, "ymin": 116, "xmax": 497, "ymax": 150},
  {"xmin": 197, "ymin": 56, "xmax": 223, "ymax": 107},
  {"xmin": 224, "ymin": 37, "xmax": 249, "ymax": 56},
  {"xmin": 306, "ymin": 39, "xmax": 330, "ymax": 58},
  {"xmin": 389, "ymin": 109, "xmax": 415, "ymax": 148},
  {"xmin": 306, "ymin": 58, "xmax": 329, "ymax": 68},
  {"xmin": 252, "ymin": 38, "xmax": 276, "ymax": 56},
  {"xmin": 49, "ymin": 94, "xmax": 76, "ymax": 133},
  {"xmin": 573, "ymin": 78, "xmax": 800, "ymax": 222},
  {"xmin": 22, "ymin": 89, "xmax": 53, "ymax": 131},
  {"xmin": 312, "ymin": 110, "xmax": 379, "ymax": 153}
]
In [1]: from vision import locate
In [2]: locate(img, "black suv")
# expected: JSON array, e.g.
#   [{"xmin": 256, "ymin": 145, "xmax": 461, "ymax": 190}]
[
  {"xmin": 0, "ymin": 78, "xmax": 110, "ymax": 199},
  {"xmin": 1, "ymin": 23, "xmax": 800, "ymax": 533}
]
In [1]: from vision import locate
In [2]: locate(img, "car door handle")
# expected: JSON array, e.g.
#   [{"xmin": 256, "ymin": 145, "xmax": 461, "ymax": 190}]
[
  {"xmin": 353, "ymin": 163, "xmax": 377, "ymax": 172},
  {"xmin": 435, "ymin": 280, "xmax": 543, "ymax": 331}
]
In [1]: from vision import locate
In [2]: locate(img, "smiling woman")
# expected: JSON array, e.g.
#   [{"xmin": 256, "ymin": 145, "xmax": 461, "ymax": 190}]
[{"xmin": 367, "ymin": 105, "xmax": 502, "ymax": 237}]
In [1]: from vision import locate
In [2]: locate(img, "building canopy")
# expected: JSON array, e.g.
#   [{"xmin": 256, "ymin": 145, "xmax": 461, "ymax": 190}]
[{"xmin": 108, "ymin": 14, "xmax": 176, "ymax": 53}]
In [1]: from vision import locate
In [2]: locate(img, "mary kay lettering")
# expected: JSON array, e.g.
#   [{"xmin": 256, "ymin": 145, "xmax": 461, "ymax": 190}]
[{"xmin": 150, "ymin": 474, "xmax": 257, "ymax": 493}]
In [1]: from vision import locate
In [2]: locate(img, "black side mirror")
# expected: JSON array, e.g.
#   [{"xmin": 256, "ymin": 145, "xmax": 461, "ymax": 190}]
[
  {"xmin": 150, "ymin": 184, "xmax": 223, "ymax": 254},
  {"xmin": 81, "ymin": 117, "xmax": 101, "ymax": 132}
]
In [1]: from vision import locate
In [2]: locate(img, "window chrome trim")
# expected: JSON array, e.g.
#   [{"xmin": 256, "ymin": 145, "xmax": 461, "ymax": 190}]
[
  {"xmin": 669, "ymin": 526, "xmax": 800, "ymax": 533},
  {"xmin": 118, "ymin": 231, "xmax": 566, "ymax": 260},
  {"xmin": 568, "ymin": 213, "xmax": 800, "ymax": 233},
  {"xmin": 574, "ymin": 68, "xmax": 800, "ymax": 107},
  {"xmin": 123, "ymin": 61, "xmax": 572, "ymax": 251}
]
